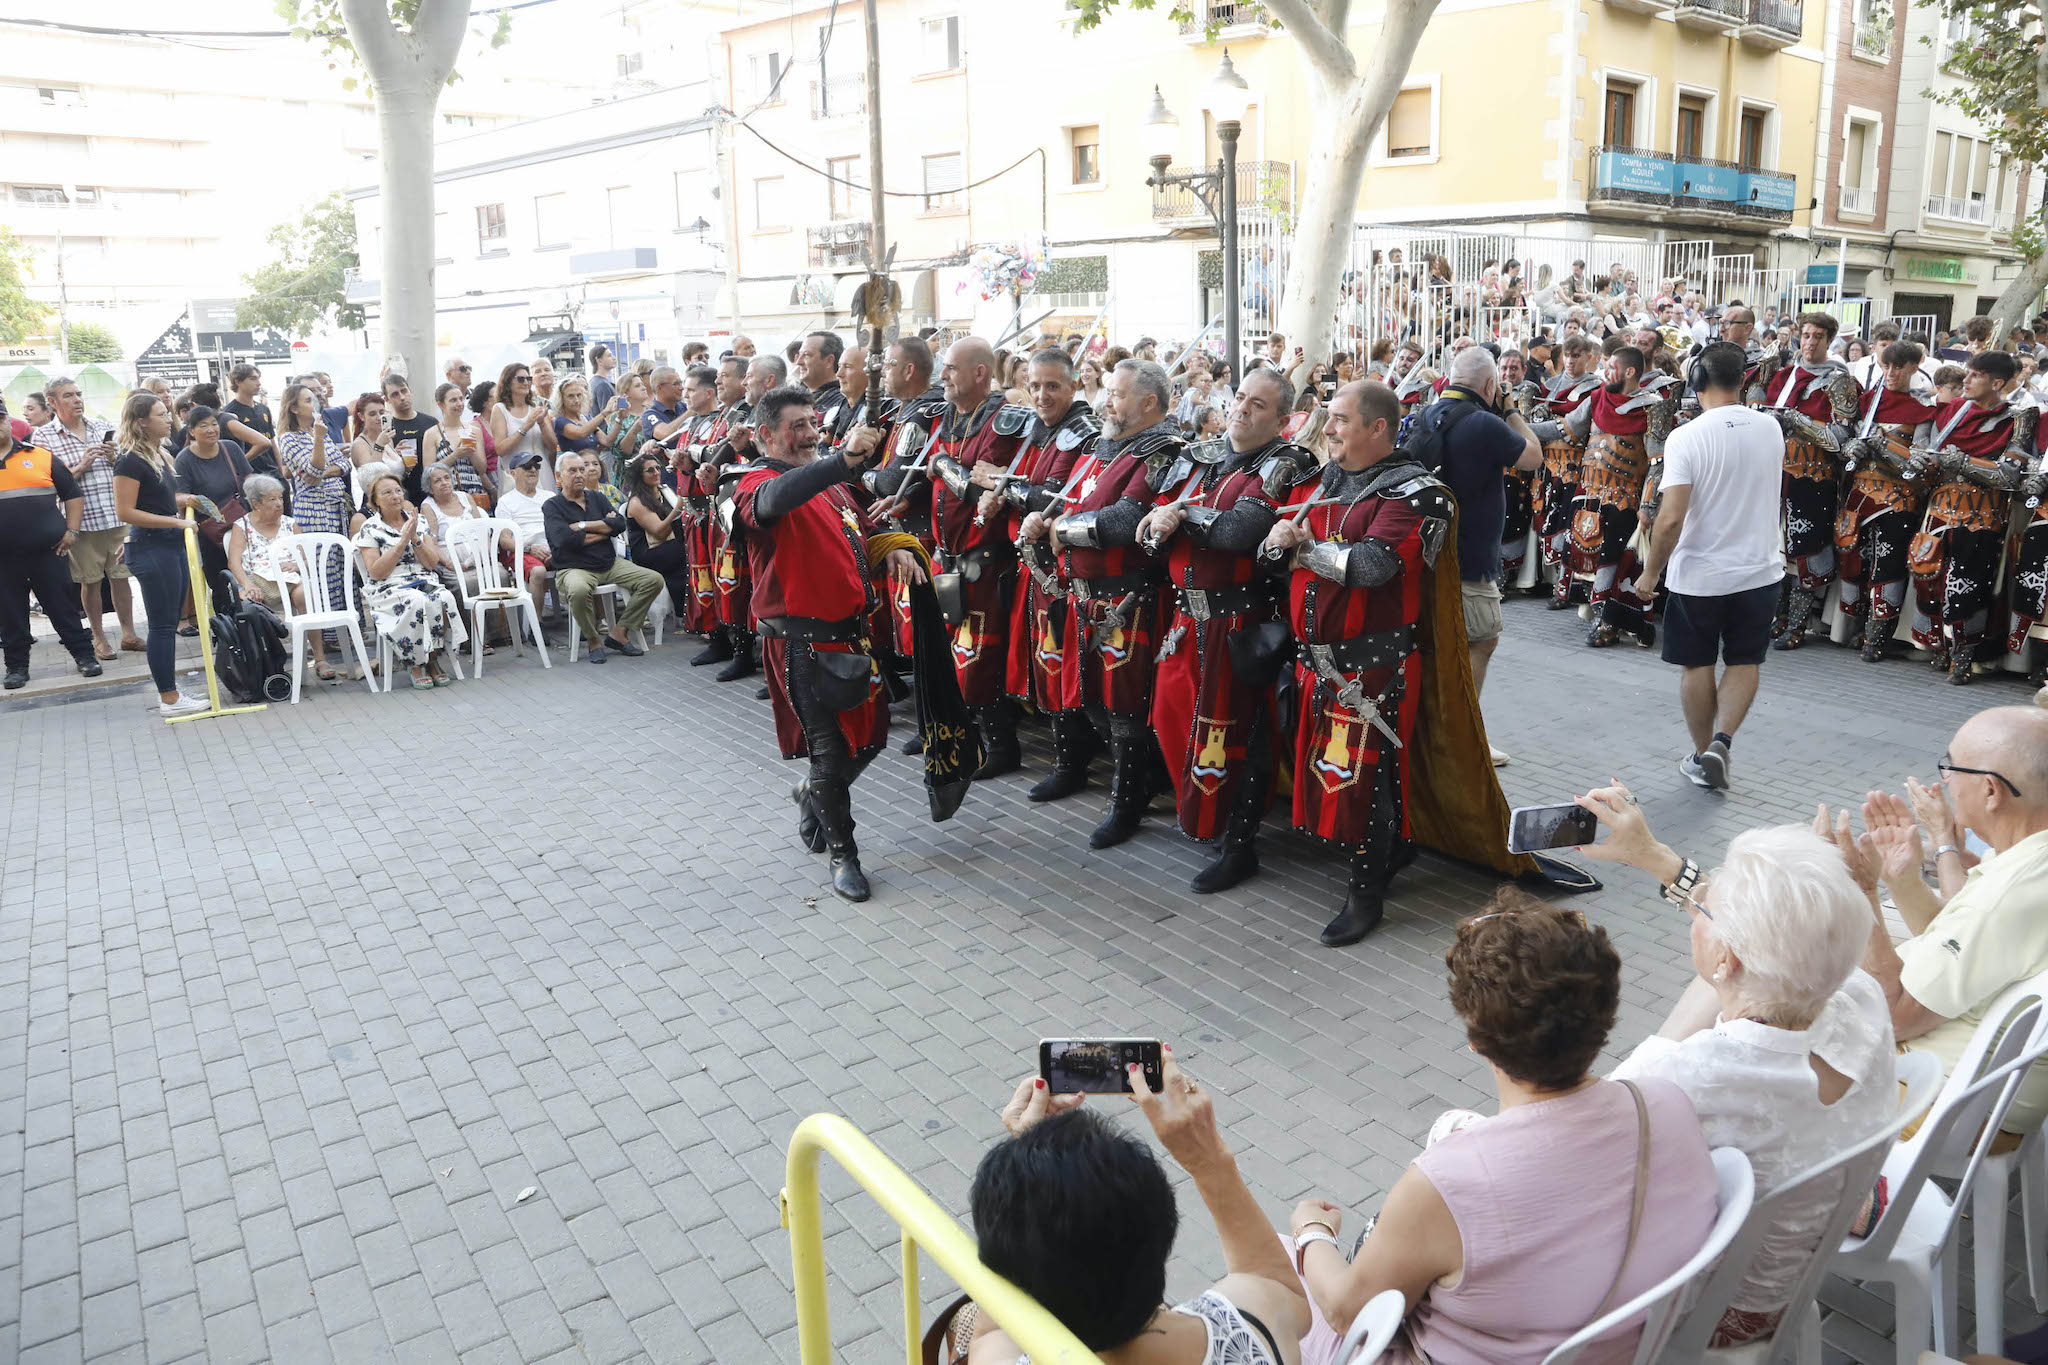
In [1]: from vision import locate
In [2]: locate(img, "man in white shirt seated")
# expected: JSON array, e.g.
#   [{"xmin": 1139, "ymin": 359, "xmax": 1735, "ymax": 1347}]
[
  {"xmin": 493, "ymin": 450, "xmax": 554, "ymax": 631},
  {"xmin": 1861, "ymin": 705, "xmax": 2048, "ymax": 1143}
]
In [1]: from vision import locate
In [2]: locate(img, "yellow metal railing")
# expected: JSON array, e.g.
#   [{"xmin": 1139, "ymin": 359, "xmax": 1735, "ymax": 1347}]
[{"xmin": 780, "ymin": 1113, "xmax": 1094, "ymax": 1365}]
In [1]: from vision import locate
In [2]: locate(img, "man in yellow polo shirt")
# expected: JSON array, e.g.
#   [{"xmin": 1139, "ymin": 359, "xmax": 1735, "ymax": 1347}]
[{"xmin": 1864, "ymin": 705, "xmax": 2048, "ymax": 1133}]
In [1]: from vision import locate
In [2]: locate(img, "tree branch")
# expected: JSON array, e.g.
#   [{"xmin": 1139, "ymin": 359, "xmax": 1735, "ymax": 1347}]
[
  {"xmin": 1261, "ymin": 0, "xmax": 1356, "ymax": 87},
  {"xmin": 410, "ymin": 0, "xmax": 470, "ymax": 83},
  {"xmin": 336, "ymin": 0, "xmax": 406, "ymax": 78},
  {"xmin": 1350, "ymin": 0, "xmax": 1440, "ymax": 126}
]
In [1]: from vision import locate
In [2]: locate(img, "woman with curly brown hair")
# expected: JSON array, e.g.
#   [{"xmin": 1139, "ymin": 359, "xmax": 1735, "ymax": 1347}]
[{"xmin": 1281, "ymin": 889, "xmax": 1719, "ymax": 1365}]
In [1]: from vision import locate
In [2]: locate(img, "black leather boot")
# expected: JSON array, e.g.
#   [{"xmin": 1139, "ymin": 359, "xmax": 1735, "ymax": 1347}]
[
  {"xmin": 690, "ymin": 625, "xmax": 735, "ymax": 666},
  {"xmin": 1547, "ymin": 571, "xmax": 1576, "ymax": 610},
  {"xmin": 1861, "ymin": 605, "xmax": 1897, "ymax": 663},
  {"xmin": 792, "ymin": 781, "xmax": 825, "ymax": 854},
  {"xmin": 1774, "ymin": 586, "xmax": 1814, "ymax": 650},
  {"xmin": 715, "ymin": 630, "xmax": 758, "ymax": 681},
  {"xmin": 1088, "ymin": 738, "xmax": 1147, "ymax": 849},
  {"xmin": 1190, "ymin": 735, "xmax": 1269, "ymax": 894},
  {"xmin": 1321, "ymin": 851, "xmax": 1386, "ymax": 947},
  {"xmin": 828, "ymin": 843, "xmax": 870, "ymax": 901},
  {"xmin": 1027, "ymin": 711, "xmax": 1093, "ymax": 802},
  {"xmin": 971, "ymin": 702, "xmax": 1022, "ymax": 779}
]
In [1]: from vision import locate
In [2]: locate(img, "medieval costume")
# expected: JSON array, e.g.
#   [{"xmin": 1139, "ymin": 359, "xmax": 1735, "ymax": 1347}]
[
  {"xmin": 1148, "ymin": 434, "xmax": 1312, "ymax": 892},
  {"xmin": 1000, "ymin": 399, "xmax": 1100, "ymax": 801},
  {"xmin": 1554, "ymin": 379, "xmax": 1674, "ymax": 647},
  {"xmin": 1054, "ymin": 416, "xmax": 1184, "ymax": 850},
  {"xmin": 1750, "ymin": 354, "xmax": 1859, "ymax": 648},
  {"xmin": 1523, "ymin": 369, "xmax": 1602, "ymax": 606},
  {"xmin": 930, "ymin": 394, "xmax": 1031, "ymax": 777},
  {"xmin": 1909, "ymin": 397, "xmax": 2035, "ymax": 682},
  {"xmin": 1834, "ymin": 383, "xmax": 1937, "ymax": 662}
]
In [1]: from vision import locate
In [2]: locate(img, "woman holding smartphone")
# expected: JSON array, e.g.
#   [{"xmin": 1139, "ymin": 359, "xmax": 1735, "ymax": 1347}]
[
  {"xmin": 111, "ymin": 393, "xmax": 209, "ymax": 717},
  {"xmin": 490, "ymin": 363, "xmax": 556, "ymax": 496}
]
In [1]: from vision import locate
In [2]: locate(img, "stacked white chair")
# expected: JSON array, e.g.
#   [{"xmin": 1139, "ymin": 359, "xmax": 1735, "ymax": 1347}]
[{"xmin": 443, "ymin": 518, "xmax": 550, "ymax": 678}]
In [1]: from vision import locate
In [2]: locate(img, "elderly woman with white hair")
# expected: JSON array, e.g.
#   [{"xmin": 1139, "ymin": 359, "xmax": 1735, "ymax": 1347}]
[{"xmin": 1577, "ymin": 780, "xmax": 1897, "ymax": 1347}]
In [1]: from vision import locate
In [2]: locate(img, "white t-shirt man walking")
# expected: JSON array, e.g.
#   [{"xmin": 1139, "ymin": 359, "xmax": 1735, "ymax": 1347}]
[{"xmin": 1629, "ymin": 342, "xmax": 1785, "ymax": 792}]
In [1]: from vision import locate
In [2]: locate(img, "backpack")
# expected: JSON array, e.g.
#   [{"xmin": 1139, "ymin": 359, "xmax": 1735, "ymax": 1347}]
[
  {"xmin": 208, "ymin": 576, "xmax": 293, "ymax": 703},
  {"xmin": 1403, "ymin": 395, "xmax": 1483, "ymax": 475}
]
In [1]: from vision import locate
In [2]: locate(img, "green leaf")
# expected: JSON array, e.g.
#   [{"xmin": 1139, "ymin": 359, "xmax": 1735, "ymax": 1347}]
[
  {"xmin": 235, "ymin": 192, "xmax": 365, "ymax": 336},
  {"xmin": 0, "ymin": 228, "xmax": 54, "ymax": 346}
]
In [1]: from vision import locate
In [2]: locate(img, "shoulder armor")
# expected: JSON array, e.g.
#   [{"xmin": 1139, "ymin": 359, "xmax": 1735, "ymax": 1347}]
[
  {"xmin": 1054, "ymin": 414, "xmax": 1099, "ymax": 451},
  {"xmin": 1152, "ymin": 451, "xmax": 1197, "ymax": 493},
  {"xmin": 992, "ymin": 404, "xmax": 1031, "ymax": 438},
  {"xmin": 1187, "ymin": 437, "xmax": 1230, "ymax": 465},
  {"xmin": 1125, "ymin": 422, "xmax": 1185, "ymax": 463},
  {"xmin": 2012, "ymin": 406, "xmax": 2039, "ymax": 449},
  {"xmin": 1382, "ymin": 469, "xmax": 1453, "ymax": 510},
  {"xmin": 1616, "ymin": 388, "xmax": 1666, "ymax": 415},
  {"xmin": 1258, "ymin": 448, "xmax": 1318, "ymax": 501}
]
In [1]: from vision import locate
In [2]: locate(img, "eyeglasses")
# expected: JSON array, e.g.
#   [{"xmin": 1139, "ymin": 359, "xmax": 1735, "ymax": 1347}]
[
  {"xmin": 1938, "ymin": 751, "xmax": 2023, "ymax": 797},
  {"xmin": 1467, "ymin": 907, "xmax": 1589, "ymax": 930}
]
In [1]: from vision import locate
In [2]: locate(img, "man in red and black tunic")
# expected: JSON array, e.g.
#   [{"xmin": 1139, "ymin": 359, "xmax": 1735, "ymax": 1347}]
[
  {"xmin": 1834, "ymin": 340, "xmax": 1937, "ymax": 662},
  {"xmin": 1137, "ymin": 366, "xmax": 1315, "ymax": 893},
  {"xmin": 1909, "ymin": 350, "xmax": 2035, "ymax": 682},
  {"xmin": 1263, "ymin": 380, "xmax": 1455, "ymax": 946},
  {"xmin": 1747, "ymin": 311, "xmax": 1859, "ymax": 648},
  {"xmin": 1522, "ymin": 334, "xmax": 1602, "ymax": 605},
  {"xmin": 866, "ymin": 337, "xmax": 951, "ymax": 753},
  {"xmin": 1036, "ymin": 358, "xmax": 1185, "ymax": 849},
  {"xmin": 1550, "ymin": 346, "xmax": 1673, "ymax": 648},
  {"xmin": 927, "ymin": 337, "xmax": 1031, "ymax": 777},
  {"xmin": 997, "ymin": 349, "xmax": 1100, "ymax": 801},
  {"xmin": 736, "ymin": 386, "xmax": 926, "ymax": 902},
  {"xmin": 671, "ymin": 365, "xmax": 737, "ymax": 669}
]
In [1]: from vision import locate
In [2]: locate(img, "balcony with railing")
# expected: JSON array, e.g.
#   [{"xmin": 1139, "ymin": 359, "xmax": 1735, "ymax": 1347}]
[
  {"xmin": 1851, "ymin": 11, "xmax": 1893, "ymax": 58},
  {"xmin": 1739, "ymin": 0, "xmax": 1803, "ymax": 46},
  {"xmin": 1675, "ymin": 0, "xmax": 1744, "ymax": 32},
  {"xmin": 1926, "ymin": 193, "xmax": 1989, "ymax": 225},
  {"xmin": 1150, "ymin": 160, "xmax": 1292, "ymax": 224},
  {"xmin": 810, "ymin": 75, "xmax": 865, "ymax": 120},
  {"xmin": 1588, "ymin": 146, "xmax": 1794, "ymax": 225},
  {"xmin": 1176, "ymin": 0, "xmax": 1271, "ymax": 37},
  {"xmin": 1604, "ymin": 0, "xmax": 1677, "ymax": 16},
  {"xmin": 1839, "ymin": 184, "xmax": 1876, "ymax": 216},
  {"xmin": 808, "ymin": 220, "xmax": 871, "ymax": 268}
]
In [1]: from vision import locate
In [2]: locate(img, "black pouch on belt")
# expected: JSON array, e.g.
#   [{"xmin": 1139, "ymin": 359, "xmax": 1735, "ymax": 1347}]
[
  {"xmin": 810, "ymin": 649, "xmax": 877, "ymax": 712},
  {"xmin": 930, "ymin": 572, "xmax": 967, "ymax": 626},
  {"xmin": 1226, "ymin": 620, "xmax": 1295, "ymax": 689}
]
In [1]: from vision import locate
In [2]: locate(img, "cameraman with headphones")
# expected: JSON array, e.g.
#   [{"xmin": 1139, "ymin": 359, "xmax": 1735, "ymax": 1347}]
[
  {"xmin": 1624, "ymin": 341, "xmax": 1784, "ymax": 793},
  {"xmin": 1409, "ymin": 345, "xmax": 1542, "ymax": 765}
]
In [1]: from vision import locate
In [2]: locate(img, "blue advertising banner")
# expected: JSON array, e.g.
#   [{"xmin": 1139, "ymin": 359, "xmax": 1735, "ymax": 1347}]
[
  {"xmin": 1596, "ymin": 150, "xmax": 1675, "ymax": 196},
  {"xmin": 1742, "ymin": 171, "xmax": 1797, "ymax": 211},
  {"xmin": 1679, "ymin": 163, "xmax": 1741, "ymax": 202}
]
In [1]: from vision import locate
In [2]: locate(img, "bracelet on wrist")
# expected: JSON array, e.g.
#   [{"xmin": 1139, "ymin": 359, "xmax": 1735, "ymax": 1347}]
[
  {"xmin": 1934, "ymin": 844, "xmax": 1961, "ymax": 860},
  {"xmin": 1660, "ymin": 857, "xmax": 1703, "ymax": 908}
]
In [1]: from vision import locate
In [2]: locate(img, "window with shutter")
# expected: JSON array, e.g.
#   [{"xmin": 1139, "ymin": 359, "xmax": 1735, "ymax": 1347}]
[
  {"xmin": 1070, "ymin": 125, "xmax": 1100, "ymax": 184},
  {"xmin": 1386, "ymin": 87, "xmax": 1432, "ymax": 159},
  {"xmin": 922, "ymin": 153, "xmax": 964, "ymax": 211}
]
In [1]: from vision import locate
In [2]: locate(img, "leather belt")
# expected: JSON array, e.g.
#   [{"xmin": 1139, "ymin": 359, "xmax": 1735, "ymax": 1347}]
[
  {"xmin": 756, "ymin": 614, "xmax": 865, "ymax": 644},
  {"xmin": 1177, "ymin": 581, "xmax": 1272, "ymax": 622},
  {"xmin": 1302, "ymin": 625, "xmax": 1414, "ymax": 674},
  {"xmin": 1071, "ymin": 572, "xmax": 1155, "ymax": 602}
]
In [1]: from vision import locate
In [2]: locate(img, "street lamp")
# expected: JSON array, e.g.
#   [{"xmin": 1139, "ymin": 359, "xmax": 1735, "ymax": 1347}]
[{"xmin": 1143, "ymin": 52, "xmax": 1255, "ymax": 376}]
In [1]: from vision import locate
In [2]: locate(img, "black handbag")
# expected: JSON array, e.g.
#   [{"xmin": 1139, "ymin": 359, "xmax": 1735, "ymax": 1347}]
[
  {"xmin": 1227, "ymin": 620, "xmax": 1295, "ymax": 688},
  {"xmin": 809, "ymin": 648, "xmax": 877, "ymax": 712}
]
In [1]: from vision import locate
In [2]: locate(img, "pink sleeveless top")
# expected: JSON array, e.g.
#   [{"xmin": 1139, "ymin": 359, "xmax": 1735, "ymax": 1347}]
[{"xmin": 1408, "ymin": 1077, "xmax": 1717, "ymax": 1365}]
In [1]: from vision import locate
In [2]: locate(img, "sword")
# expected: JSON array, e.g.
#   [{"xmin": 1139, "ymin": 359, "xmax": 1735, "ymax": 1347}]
[
  {"xmin": 1304, "ymin": 641, "xmax": 1403, "ymax": 749},
  {"xmin": 1139, "ymin": 486, "xmax": 1210, "ymax": 553},
  {"xmin": 973, "ymin": 441, "xmax": 1037, "ymax": 526}
]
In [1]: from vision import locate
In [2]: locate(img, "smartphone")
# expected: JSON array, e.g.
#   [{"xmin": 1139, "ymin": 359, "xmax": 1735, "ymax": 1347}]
[
  {"xmin": 1507, "ymin": 802, "xmax": 1598, "ymax": 854},
  {"xmin": 1039, "ymin": 1038, "xmax": 1164, "ymax": 1095},
  {"xmin": 615, "ymin": 395, "xmax": 629, "ymax": 411}
]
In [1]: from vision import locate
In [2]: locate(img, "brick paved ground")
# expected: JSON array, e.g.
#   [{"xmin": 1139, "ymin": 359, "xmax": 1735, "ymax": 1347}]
[{"xmin": 1, "ymin": 595, "xmax": 2041, "ymax": 1364}]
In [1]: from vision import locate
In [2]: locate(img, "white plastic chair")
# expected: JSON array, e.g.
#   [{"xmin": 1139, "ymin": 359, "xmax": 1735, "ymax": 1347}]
[
  {"xmin": 1660, "ymin": 1051, "xmax": 1945, "ymax": 1365},
  {"xmin": 1919, "ymin": 970, "xmax": 2048, "ymax": 1355},
  {"xmin": 444, "ymin": 517, "xmax": 550, "ymax": 677},
  {"xmin": 1827, "ymin": 1001, "xmax": 2048, "ymax": 1365},
  {"xmin": 1337, "ymin": 1148, "xmax": 1755, "ymax": 1365},
  {"xmin": 566, "ymin": 582, "xmax": 627, "ymax": 662},
  {"xmin": 269, "ymin": 532, "xmax": 375, "ymax": 703}
]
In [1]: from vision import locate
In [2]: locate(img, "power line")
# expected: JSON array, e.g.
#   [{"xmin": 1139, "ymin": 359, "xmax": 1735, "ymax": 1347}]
[
  {"xmin": 734, "ymin": 120, "xmax": 1045, "ymax": 202},
  {"xmin": 0, "ymin": 1, "xmax": 566, "ymax": 41}
]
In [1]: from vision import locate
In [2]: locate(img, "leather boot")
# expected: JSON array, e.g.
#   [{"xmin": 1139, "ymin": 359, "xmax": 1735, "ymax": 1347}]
[
  {"xmin": 1547, "ymin": 571, "xmax": 1576, "ymax": 610},
  {"xmin": 1027, "ymin": 711, "xmax": 1092, "ymax": 802},
  {"xmin": 1088, "ymin": 738, "xmax": 1147, "ymax": 849},
  {"xmin": 1861, "ymin": 605, "xmax": 1897, "ymax": 663},
  {"xmin": 828, "ymin": 843, "xmax": 870, "ymax": 901},
  {"xmin": 715, "ymin": 629, "xmax": 758, "ymax": 681},
  {"xmin": 1190, "ymin": 737, "xmax": 1269, "ymax": 893},
  {"xmin": 1773, "ymin": 586, "xmax": 1814, "ymax": 650},
  {"xmin": 1949, "ymin": 631, "xmax": 1979, "ymax": 685},
  {"xmin": 971, "ymin": 702, "xmax": 1022, "ymax": 779},
  {"xmin": 792, "ymin": 781, "xmax": 825, "ymax": 854},
  {"xmin": 690, "ymin": 625, "xmax": 735, "ymax": 666},
  {"xmin": 1321, "ymin": 850, "xmax": 1387, "ymax": 947}
]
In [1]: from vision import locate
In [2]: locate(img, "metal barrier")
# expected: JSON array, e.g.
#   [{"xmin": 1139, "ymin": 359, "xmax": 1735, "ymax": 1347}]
[{"xmin": 781, "ymin": 1113, "xmax": 1093, "ymax": 1365}]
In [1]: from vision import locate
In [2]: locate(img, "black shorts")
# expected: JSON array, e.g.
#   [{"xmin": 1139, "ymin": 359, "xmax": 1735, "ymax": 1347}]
[{"xmin": 1661, "ymin": 583, "xmax": 1779, "ymax": 668}]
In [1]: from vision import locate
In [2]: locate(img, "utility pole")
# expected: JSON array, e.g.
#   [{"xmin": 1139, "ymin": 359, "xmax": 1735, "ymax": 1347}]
[
  {"xmin": 55, "ymin": 226, "xmax": 69, "ymax": 363},
  {"xmin": 863, "ymin": 0, "xmax": 890, "ymax": 341}
]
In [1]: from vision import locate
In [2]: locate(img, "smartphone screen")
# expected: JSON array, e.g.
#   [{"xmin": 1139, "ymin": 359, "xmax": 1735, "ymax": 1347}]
[
  {"xmin": 1039, "ymin": 1038, "xmax": 1164, "ymax": 1095},
  {"xmin": 1507, "ymin": 803, "xmax": 1598, "ymax": 854}
]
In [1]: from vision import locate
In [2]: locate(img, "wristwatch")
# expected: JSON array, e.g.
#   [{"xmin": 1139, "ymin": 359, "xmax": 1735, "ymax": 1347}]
[{"xmin": 1660, "ymin": 856, "xmax": 1703, "ymax": 908}]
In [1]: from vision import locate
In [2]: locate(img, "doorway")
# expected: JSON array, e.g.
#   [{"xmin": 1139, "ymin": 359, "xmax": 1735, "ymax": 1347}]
[{"xmin": 1890, "ymin": 292, "xmax": 1953, "ymax": 335}]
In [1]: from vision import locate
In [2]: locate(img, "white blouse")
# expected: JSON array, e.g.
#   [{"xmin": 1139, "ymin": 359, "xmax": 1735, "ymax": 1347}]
[{"xmin": 1611, "ymin": 970, "xmax": 1896, "ymax": 1313}]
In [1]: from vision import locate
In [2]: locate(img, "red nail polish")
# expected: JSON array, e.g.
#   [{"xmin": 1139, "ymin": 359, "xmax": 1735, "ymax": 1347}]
[{"xmin": 1034, "ymin": 1078, "xmax": 1045, "ymax": 1089}]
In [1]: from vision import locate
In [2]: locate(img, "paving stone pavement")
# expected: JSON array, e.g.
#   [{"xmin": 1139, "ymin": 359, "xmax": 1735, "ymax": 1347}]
[{"xmin": 1, "ymin": 594, "xmax": 2042, "ymax": 1364}]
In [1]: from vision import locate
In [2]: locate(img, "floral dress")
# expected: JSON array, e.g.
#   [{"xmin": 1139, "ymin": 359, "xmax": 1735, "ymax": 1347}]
[
  {"xmin": 280, "ymin": 428, "xmax": 353, "ymax": 634},
  {"xmin": 352, "ymin": 515, "xmax": 469, "ymax": 668}
]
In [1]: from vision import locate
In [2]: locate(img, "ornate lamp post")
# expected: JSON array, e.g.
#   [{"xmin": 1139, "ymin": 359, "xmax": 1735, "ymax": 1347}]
[{"xmin": 1143, "ymin": 52, "xmax": 1255, "ymax": 375}]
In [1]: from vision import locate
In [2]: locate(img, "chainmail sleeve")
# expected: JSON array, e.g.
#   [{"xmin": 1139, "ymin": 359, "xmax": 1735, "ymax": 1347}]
[
  {"xmin": 1343, "ymin": 537, "xmax": 1403, "ymax": 587},
  {"xmin": 1188, "ymin": 498, "xmax": 1278, "ymax": 555},
  {"xmin": 1093, "ymin": 495, "xmax": 1149, "ymax": 548}
]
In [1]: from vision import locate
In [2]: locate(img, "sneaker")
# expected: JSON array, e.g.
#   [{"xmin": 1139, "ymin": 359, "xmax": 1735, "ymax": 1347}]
[
  {"xmin": 1489, "ymin": 744, "xmax": 1511, "ymax": 767},
  {"xmin": 1678, "ymin": 753, "xmax": 1712, "ymax": 789},
  {"xmin": 1698, "ymin": 739, "xmax": 1731, "ymax": 791},
  {"xmin": 159, "ymin": 693, "xmax": 209, "ymax": 718}
]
